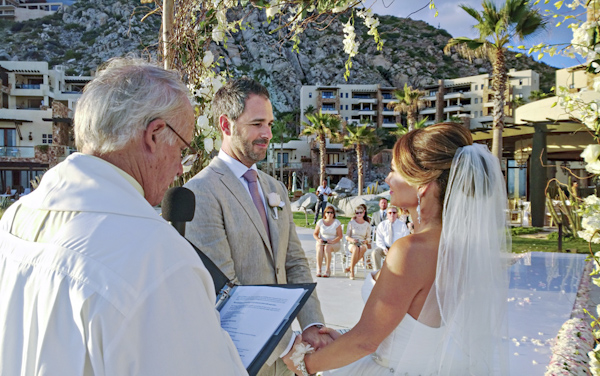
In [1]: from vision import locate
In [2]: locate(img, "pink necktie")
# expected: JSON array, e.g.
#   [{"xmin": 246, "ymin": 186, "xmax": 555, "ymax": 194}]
[{"xmin": 243, "ymin": 169, "xmax": 270, "ymax": 239}]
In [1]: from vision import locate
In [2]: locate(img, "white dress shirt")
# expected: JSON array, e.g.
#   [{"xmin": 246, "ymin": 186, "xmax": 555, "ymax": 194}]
[
  {"xmin": 219, "ymin": 149, "xmax": 268, "ymax": 213},
  {"xmin": 376, "ymin": 219, "xmax": 411, "ymax": 250}
]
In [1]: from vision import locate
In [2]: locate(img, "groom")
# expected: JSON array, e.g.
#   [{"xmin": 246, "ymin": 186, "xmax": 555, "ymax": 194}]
[{"xmin": 184, "ymin": 78, "xmax": 332, "ymax": 375}]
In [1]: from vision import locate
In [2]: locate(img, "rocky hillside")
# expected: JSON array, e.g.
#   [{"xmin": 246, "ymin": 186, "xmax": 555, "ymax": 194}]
[{"xmin": 0, "ymin": 0, "xmax": 556, "ymax": 113}]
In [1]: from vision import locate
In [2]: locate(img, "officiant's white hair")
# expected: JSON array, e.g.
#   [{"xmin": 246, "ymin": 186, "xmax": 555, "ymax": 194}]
[{"xmin": 74, "ymin": 57, "xmax": 191, "ymax": 154}]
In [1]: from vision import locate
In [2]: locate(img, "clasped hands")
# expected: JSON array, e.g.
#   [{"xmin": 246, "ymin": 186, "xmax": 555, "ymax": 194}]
[{"xmin": 283, "ymin": 325, "xmax": 340, "ymax": 375}]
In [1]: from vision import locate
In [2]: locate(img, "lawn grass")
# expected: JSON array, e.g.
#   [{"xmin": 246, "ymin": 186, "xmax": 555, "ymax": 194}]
[
  {"xmin": 511, "ymin": 236, "xmax": 600, "ymax": 254},
  {"xmin": 293, "ymin": 211, "xmax": 352, "ymax": 230},
  {"xmin": 294, "ymin": 211, "xmax": 600, "ymax": 254}
]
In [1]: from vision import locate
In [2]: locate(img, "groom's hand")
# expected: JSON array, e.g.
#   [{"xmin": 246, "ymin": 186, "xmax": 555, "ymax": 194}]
[{"xmin": 302, "ymin": 326, "xmax": 334, "ymax": 351}]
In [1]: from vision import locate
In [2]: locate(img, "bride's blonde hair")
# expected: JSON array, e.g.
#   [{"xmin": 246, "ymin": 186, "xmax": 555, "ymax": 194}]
[{"xmin": 393, "ymin": 123, "xmax": 473, "ymax": 205}]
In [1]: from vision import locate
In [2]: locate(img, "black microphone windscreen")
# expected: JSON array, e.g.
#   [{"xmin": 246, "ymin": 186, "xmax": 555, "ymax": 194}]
[{"xmin": 162, "ymin": 187, "xmax": 196, "ymax": 222}]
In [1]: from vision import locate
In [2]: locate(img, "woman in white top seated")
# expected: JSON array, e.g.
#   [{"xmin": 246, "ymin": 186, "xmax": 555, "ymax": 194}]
[
  {"xmin": 313, "ymin": 205, "xmax": 343, "ymax": 278},
  {"xmin": 344, "ymin": 203, "xmax": 371, "ymax": 280}
]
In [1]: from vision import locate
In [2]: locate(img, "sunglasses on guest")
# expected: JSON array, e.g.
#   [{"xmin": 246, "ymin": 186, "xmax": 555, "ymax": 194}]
[
  {"xmin": 325, "ymin": 211, "xmax": 334, "ymax": 214},
  {"xmin": 355, "ymin": 211, "xmax": 364, "ymax": 215},
  {"xmin": 388, "ymin": 211, "xmax": 398, "ymax": 215}
]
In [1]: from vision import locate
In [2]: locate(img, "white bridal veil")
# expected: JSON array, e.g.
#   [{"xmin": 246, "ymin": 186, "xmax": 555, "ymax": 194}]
[{"xmin": 397, "ymin": 143, "xmax": 511, "ymax": 375}]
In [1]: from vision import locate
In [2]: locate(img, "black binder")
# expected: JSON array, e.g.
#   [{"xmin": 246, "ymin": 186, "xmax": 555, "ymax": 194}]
[{"xmin": 187, "ymin": 240, "xmax": 316, "ymax": 376}]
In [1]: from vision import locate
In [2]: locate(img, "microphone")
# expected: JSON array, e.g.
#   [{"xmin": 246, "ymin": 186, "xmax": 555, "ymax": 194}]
[
  {"xmin": 161, "ymin": 186, "xmax": 230, "ymax": 295},
  {"xmin": 161, "ymin": 187, "xmax": 195, "ymax": 237}
]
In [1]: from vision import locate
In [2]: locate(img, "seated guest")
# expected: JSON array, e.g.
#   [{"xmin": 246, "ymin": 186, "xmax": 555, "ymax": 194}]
[
  {"xmin": 371, "ymin": 206, "xmax": 410, "ymax": 271},
  {"xmin": 398, "ymin": 208, "xmax": 414, "ymax": 233},
  {"xmin": 344, "ymin": 203, "xmax": 371, "ymax": 280},
  {"xmin": 313, "ymin": 205, "xmax": 343, "ymax": 278},
  {"xmin": 371, "ymin": 198, "xmax": 388, "ymax": 229}
]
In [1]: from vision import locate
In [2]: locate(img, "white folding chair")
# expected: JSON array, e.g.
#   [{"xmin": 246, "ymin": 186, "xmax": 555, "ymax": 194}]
[{"xmin": 331, "ymin": 224, "xmax": 344, "ymax": 275}]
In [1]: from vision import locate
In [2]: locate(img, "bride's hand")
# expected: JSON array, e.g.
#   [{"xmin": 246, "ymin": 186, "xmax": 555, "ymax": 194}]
[
  {"xmin": 318, "ymin": 326, "xmax": 341, "ymax": 340},
  {"xmin": 282, "ymin": 335, "xmax": 308, "ymax": 374}
]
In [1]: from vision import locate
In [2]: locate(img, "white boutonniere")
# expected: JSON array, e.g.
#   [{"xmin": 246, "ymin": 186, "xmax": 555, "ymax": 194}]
[{"xmin": 267, "ymin": 192, "xmax": 285, "ymax": 219}]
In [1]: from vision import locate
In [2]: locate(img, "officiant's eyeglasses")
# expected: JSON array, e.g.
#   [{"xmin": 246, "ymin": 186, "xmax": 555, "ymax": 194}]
[{"xmin": 164, "ymin": 122, "xmax": 199, "ymax": 167}]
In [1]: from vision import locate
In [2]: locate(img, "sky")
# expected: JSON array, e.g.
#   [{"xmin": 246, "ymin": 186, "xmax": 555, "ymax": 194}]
[{"xmin": 366, "ymin": 0, "xmax": 585, "ymax": 69}]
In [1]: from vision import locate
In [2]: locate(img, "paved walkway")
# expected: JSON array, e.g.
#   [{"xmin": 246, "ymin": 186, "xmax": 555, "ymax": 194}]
[{"xmin": 294, "ymin": 225, "xmax": 366, "ymax": 330}]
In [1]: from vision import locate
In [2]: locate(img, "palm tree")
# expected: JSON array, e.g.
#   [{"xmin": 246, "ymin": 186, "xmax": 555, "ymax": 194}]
[
  {"xmin": 529, "ymin": 90, "xmax": 550, "ymax": 101},
  {"xmin": 511, "ymin": 96, "xmax": 527, "ymax": 108},
  {"xmin": 343, "ymin": 123, "xmax": 379, "ymax": 196},
  {"xmin": 386, "ymin": 83, "xmax": 428, "ymax": 132},
  {"xmin": 271, "ymin": 113, "xmax": 295, "ymax": 182},
  {"xmin": 303, "ymin": 105, "xmax": 316, "ymax": 116},
  {"xmin": 301, "ymin": 110, "xmax": 342, "ymax": 184},
  {"xmin": 444, "ymin": 0, "xmax": 546, "ymax": 160},
  {"xmin": 389, "ymin": 117, "xmax": 429, "ymax": 139}
]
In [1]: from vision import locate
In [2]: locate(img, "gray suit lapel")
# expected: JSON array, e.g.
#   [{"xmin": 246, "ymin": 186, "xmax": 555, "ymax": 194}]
[{"xmin": 209, "ymin": 158, "xmax": 275, "ymax": 264}]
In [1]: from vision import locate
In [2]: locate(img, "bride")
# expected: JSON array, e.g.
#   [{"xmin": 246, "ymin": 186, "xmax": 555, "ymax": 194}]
[{"xmin": 284, "ymin": 123, "xmax": 510, "ymax": 375}]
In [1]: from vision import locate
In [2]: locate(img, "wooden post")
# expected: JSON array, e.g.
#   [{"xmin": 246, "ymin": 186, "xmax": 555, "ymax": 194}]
[{"xmin": 558, "ymin": 223, "xmax": 563, "ymax": 252}]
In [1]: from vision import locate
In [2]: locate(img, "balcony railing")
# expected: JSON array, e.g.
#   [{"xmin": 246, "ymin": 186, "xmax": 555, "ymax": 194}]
[
  {"xmin": 0, "ymin": 145, "xmax": 76, "ymax": 159},
  {"xmin": 321, "ymin": 94, "xmax": 336, "ymax": 99},
  {"xmin": 15, "ymin": 84, "xmax": 41, "ymax": 89},
  {"xmin": 0, "ymin": 146, "xmax": 35, "ymax": 158}
]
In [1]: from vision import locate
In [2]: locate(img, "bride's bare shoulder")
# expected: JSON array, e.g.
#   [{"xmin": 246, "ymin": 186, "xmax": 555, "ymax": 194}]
[{"xmin": 385, "ymin": 231, "xmax": 440, "ymax": 273}]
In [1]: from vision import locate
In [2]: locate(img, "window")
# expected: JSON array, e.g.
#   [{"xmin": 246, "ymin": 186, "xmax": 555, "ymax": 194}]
[
  {"xmin": 519, "ymin": 79, "xmax": 523, "ymax": 85},
  {"xmin": 277, "ymin": 152, "xmax": 289, "ymax": 166},
  {"xmin": 42, "ymin": 134, "xmax": 53, "ymax": 144},
  {"xmin": 327, "ymin": 153, "xmax": 340, "ymax": 165},
  {"xmin": 346, "ymin": 93, "xmax": 349, "ymax": 98},
  {"xmin": 474, "ymin": 98, "xmax": 478, "ymax": 104},
  {"xmin": 321, "ymin": 105, "xmax": 336, "ymax": 111},
  {"xmin": 0, "ymin": 128, "xmax": 16, "ymax": 146},
  {"xmin": 322, "ymin": 91, "xmax": 335, "ymax": 99},
  {"xmin": 345, "ymin": 105, "xmax": 348, "ymax": 110},
  {"xmin": 429, "ymin": 90, "xmax": 437, "ymax": 96},
  {"xmin": 480, "ymin": 84, "xmax": 484, "ymax": 90},
  {"xmin": 308, "ymin": 92, "xmax": 312, "ymax": 98}
]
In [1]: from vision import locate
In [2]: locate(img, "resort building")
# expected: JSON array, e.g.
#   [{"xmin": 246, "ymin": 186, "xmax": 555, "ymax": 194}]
[
  {"xmin": 0, "ymin": 0, "xmax": 63, "ymax": 22},
  {"xmin": 474, "ymin": 65, "xmax": 594, "ymax": 227},
  {"xmin": 0, "ymin": 60, "xmax": 92, "ymax": 194},
  {"xmin": 299, "ymin": 84, "xmax": 400, "ymax": 129},
  {"xmin": 420, "ymin": 68, "xmax": 540, "ymax": 129}
]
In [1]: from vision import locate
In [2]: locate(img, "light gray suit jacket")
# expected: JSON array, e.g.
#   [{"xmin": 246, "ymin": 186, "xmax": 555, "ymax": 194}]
[{"xmin": 184, "ymin": 157, "xmax": 324, "ymax": 375}]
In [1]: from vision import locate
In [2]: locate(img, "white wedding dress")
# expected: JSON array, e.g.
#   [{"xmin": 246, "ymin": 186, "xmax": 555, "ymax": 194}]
[{"xmin": 324, "ymin": 272, "xmax": 442, "ymax": 375}]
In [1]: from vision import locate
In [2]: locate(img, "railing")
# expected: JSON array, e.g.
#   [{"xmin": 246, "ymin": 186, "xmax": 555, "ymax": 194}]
[
  {"xmin": 274, "ymin": 162, "xmax": 303, "ymax": 169},
  {"xmin": 15, "ymin": 84, "xmax": 41, "ymax": 89},
  {"xmin": 0, "ymin": 146, "xmax": 35, "ymax": 158},
  {"xmin": 0, "ymin": 145, "xmax": 76, "ymax": 159},
  {"xmin": 321, "ymin": 94, "xmax": 336, "ymax": 99},
  {"xmin": 321, "ymin": 107, "xmax": 336, "ymax": 111},
  {"xmin": 353, "ymin": 95, "xmax": 372, "ymax": 99}
]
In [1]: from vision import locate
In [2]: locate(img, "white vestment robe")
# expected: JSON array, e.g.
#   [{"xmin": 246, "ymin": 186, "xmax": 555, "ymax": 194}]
[{"xmin": 0, "ymin": 153, "xmax": 247, "ymax": 375}]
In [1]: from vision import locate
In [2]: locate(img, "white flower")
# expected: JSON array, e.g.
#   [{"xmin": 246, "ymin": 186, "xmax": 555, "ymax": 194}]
[
  {"xmin": 212, "ymin": 28, "xmax": 225, "ymax": 43},
  {"xmin": 582, "ymin": 144, "xmax": 600, "ymax": 173},
  {"xmin": 203, "ymin": 51, "xmax": 214, "ymax": 67},
  {"xmin": 267, "ymin": 192, "xmax": 283, "ymax": 208},
  {"xmin": 266, "ymin": 0, "xmax": 282, "ymax": 18},
  {"xmin": 196, "ymin": 115, "xmax": 209, "ymax": 130},
  {"xmin": 216, "ymin": 9, "xmax": 227, "ymax": 25}
]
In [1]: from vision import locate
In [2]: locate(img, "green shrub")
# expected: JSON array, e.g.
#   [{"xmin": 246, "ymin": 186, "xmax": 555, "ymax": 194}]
[
  {"xmin": 547, "ymin": 232, "xmax": 576, "ymax": 241},
  {"xmin": 511, "ymin": 226, "xmax": 542, "ymax": 236}
]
